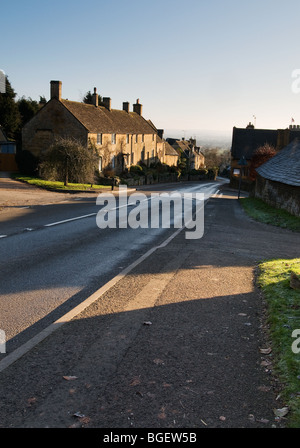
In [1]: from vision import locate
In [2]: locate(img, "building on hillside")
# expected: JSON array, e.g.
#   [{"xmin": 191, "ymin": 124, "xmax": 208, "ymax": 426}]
[
  {"xmin": 144, "ymin": 126, "xmax": 179, "ymax": 167},
  {"xmin": 166, "ymin": 137, "xmax": 205, "ymax": 170},
  {"xmin": 230, "ymin": 122, "xmax": 300, "ymax": 189},
  {"xmin": 22, "ymin": 81, "xmax": 163, "ymax": 175},
  {"xmin": 0, "ymin": 126, "xmax": 17, "ymax": 171},
  {"xmin": 255, "ymin": 138, "xmax": 300, "ymax": 217}
]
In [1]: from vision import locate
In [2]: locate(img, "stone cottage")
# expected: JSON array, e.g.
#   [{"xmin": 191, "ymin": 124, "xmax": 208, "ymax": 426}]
[
  {"xmin": 166, "ymin": 138, "xmax": 205, "ymax": 170},
  {"xmin": 255, "ymin": 138, "xmax": 300, "ymax": 217},
  {"xmin": 22, "ymin": 81, "xmax": 162, "ymax": 174},
  {"xmin": 230, "ymin": 123, "xmax": 300, "ymax": 189}
]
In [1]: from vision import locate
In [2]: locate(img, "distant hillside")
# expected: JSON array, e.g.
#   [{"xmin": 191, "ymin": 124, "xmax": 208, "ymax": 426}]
[{"xmin": 164, "ymin": 129, "xmax": 232, "ymax": 150}]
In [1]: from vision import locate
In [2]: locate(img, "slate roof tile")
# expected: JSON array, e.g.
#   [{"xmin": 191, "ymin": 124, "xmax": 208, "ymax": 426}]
[{"xmin": 256, "ymin": 138, "xmax": 300, "ymax": 186}]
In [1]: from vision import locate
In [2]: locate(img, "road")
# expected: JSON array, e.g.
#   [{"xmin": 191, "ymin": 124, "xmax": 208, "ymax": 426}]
[{"xmin": 0, "ymin": 179, "xmax": 226, "ymax": 359}]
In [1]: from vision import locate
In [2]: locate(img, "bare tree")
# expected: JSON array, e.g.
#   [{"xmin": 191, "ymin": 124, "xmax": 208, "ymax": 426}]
[
  {"xmin": 201, "ymin": 147, "xmax": 230, "ymax": 169},
  {"xmin": 40, "ymin": 137, "xmax": 98, "ymax": 186},
  {"xmin": 249, "ymin": 144, "xmax": 276, "ymax": 181}
]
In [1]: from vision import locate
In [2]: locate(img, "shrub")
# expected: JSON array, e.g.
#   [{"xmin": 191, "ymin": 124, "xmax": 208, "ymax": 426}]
[
  {"xmin": 129, "ymin": 164, "xmax": 144, "ymax": 175},
  {"xmin": 249, "ymin": 144, "xmax": 276, "ymax": 181},
  {"xmin": 39, "ymin": 137, "xmax": 98, "ymax": 186}
]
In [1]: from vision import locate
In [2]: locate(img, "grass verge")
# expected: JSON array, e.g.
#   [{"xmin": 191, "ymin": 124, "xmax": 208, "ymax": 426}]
[
  {"xmin": 258, "ymin": 258, "xmax": 300, "ymax": 427},
  {"xmin": 14, "ymin": 175, "xmax": 111, "ymax": 191},
  {"xmin": 240, "ymin": 197, "xmax": 300, "ymax": 232}
]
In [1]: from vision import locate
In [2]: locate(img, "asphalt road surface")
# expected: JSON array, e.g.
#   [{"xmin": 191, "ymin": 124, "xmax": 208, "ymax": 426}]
[{"xmin": 0, "ymin": 180, "xmax": 225, "ymax": 357}]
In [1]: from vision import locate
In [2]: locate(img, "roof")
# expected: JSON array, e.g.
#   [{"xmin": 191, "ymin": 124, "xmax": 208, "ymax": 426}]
[
  {"xmin": 256, "ymin": 138, "xmax": 300, "ymax": 186},
  {"xmin": 231, "ymin": 127, "xmax": 278, "ymax": 160},
  {"xmin": 156, "ymin": 135, "xmax": 179, "ymax": 157},
  {"xmin": 60, "ymin": 99, "xmax": 156, "ymax": 135},
  {"xmin": 164, "ymin": 141, "xmax": 179, "ymax": 156},
  {"xmin": 175, "ymin": 140, "xmax": 192, "ymax": 152}
]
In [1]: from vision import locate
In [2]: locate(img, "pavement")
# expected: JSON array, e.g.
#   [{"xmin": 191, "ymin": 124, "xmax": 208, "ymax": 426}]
[
  {"xmin": 0, "ymin": 174, "xmax": 300, "ymax": 430},
  {"xmin": 0, "ymin": 172, "xmax": 108, "ymax": 210}
]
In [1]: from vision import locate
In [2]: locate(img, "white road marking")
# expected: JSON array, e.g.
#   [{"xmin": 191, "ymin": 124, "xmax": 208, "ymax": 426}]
[
  {"xmin": 44, "ymin": 213, "xmax": 97, "ymax": 227},
  {"xmin": 0, "ymin": 222, "xmax": 186, "ymax": 373}
]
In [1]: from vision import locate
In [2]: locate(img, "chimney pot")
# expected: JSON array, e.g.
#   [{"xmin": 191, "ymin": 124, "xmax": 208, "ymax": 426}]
[{"xmin": 92, "ymin": 87, "xmax": 98, "ymax": 107}]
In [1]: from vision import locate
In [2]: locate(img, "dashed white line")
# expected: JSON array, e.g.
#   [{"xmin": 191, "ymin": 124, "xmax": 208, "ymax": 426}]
[{"xmin": 44, "ymin": 213, "xmax": 97, "ymax": 227}]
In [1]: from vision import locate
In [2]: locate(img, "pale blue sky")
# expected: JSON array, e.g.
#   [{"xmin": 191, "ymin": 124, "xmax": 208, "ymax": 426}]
[{"xmin": 2, "ymin": 0, "xmax": 300, "ymax": 134}]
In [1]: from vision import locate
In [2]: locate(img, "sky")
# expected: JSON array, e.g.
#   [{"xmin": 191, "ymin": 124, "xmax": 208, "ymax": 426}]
[{"xmin": 2, "ymin": 0, "xmax": 300, "ymax": 137}]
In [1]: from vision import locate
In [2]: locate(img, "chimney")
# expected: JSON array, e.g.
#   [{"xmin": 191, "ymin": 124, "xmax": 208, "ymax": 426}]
[
  {"xmin": 246, "ymin": 122, "xmax": 254, "ymax": 129},
  {"xmin": 92, "ymin": 87, "xmax": 98, "ymax": 107},
  {"xmin": 157, "ymin": 129, "xmax": 164, "ymax": 139},
  {"xmin": 133, "ymin": 98, "xmax": 142, "ymax": 116},
  {"xmin": 123, "ymin": 101, "xmax": 130, "ymax": 113},
  {"xmin": 50, "ymin": 80, "xmax": 62, "ymax": 100},
  {"xmin": 103, "ymin": 97, "xmax": 111, "ymax": 111}
]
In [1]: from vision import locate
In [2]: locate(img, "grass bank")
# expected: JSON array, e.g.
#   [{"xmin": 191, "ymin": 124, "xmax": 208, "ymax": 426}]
[
  {"xmin": 14, "ymin": 175, "xmax": 112, "ymax": 191},
  {"xmin": 240, "ymin": 197, "xmax": 300, "ymax": 232},
  {"xmin": 258, "ymin": 258, "xmax": 300, "ymax": 427}
]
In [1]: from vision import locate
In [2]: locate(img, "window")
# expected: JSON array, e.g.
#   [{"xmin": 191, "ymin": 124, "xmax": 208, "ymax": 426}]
[
  {"xmin": 126, "ymin": 134, "xmax": 130, "ymax": 144},
  {"xmin": 98, "ymin": 156, "xmax": 102, "ymax": 172},
  {"xmin": 97, "ymin": 133, "xmax": 102, "ymax": 145},
  {"xmin": 111, "ymin": 133, "xmax": 116, "ymax": 144},
  {"xmin": 151, "ymin": 149, "xmax": 154, "ymax": 159},
  {"xmin": 131, "ymin": 152, "xmax": 134, "ymax": 165},
  {"xmin": 142, "ymin": 134, "xmax": 144, "ymax": 142},
  {"xmin": 135, "ymin": 134, "xmax": 138, "ymax": 143},
  {"xmin": 111, "ymin": 155, "xmax": 115, "ymax": 168}
]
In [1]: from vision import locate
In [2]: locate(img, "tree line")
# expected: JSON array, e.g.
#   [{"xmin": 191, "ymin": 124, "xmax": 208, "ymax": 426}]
[{"xmin": 0, "ymin": 76, "xmax": 47, "ymax": 148}]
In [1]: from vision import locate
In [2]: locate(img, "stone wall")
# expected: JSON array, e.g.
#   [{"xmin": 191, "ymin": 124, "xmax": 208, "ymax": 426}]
[
  {"xmin": 22, "ymin": 99, "xmax": 88, "ymax": 157},
  {"xmin": 255, "ymin": 174, "xmax": 300, "ymax": 217},
  {"xmin": 90, "ymin": 132, "xmax": 158, "ymax": 174}
]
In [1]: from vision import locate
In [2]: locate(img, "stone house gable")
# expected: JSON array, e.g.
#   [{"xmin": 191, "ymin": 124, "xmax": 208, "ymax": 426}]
[
  {"xmin": 22, "ymin": 98, "xmax": 88, "ymax": 157},
  {"xmin": 155, "ymin": 135, "xmax": 179, "ymax": 167}
]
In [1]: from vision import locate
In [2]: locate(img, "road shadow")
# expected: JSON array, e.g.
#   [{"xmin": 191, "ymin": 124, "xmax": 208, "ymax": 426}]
[
  {"xmin": 0, "ymin": 288, "xmax": 281, "ymax": 428},
  {"xmin": 0, "ymin": 188, "xmax": 299, "ymax": 354}
]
